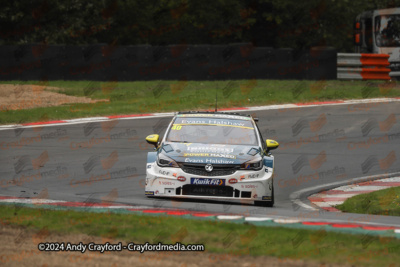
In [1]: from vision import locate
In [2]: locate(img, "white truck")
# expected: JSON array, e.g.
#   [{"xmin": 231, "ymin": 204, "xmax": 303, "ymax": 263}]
[{"xmin": 355, "ymin": 7, "xmax": 400, "ymax": 77}]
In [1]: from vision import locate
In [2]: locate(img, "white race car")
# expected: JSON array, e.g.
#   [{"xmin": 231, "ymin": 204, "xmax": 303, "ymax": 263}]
[{"xmin": 145, "ymin": 111, "xmax": 279, "ymax": 207}]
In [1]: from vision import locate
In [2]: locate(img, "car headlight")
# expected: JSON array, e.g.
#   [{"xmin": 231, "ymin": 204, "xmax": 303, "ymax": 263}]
[
  {"xmin": 240, "ymin": 158, "xmax": 263, "ymax": 170},
  {"xmin": 157, "ymin": 153, "xmax": 179, "ymax": 167}
]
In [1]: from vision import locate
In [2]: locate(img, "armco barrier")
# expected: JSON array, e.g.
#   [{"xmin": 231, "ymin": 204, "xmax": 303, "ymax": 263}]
[
  {"xmin": 389, "ymin": 58, "xmax": 400, "ymax": 78},
  {"xmin": 337, "ymin": 53, "xmax": 391, "ymax": 80}
]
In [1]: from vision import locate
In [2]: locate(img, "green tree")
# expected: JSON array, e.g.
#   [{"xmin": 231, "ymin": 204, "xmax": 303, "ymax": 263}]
[{"xmin": 2, "ymin": 0, "xmax": 400, "ymax": 51}]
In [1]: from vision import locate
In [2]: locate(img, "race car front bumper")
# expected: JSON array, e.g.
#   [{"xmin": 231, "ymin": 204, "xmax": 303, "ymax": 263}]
[{"xmin": 145, "ymin": 162, "xmax": 274, "ymax": 202}]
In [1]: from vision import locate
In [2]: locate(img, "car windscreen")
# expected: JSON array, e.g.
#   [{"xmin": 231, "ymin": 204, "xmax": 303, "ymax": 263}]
[{"xmin": 166, "ymin": 117, "xmax": 258, "ymax": 145}]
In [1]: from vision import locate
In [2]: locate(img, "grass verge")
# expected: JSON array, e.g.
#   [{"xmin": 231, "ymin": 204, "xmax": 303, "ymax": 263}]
[
  {"xmin": 336, "ymin": 186, "xmax": 400, "ymax": 216},
  {"xmin": 1, "ymin": 80, "xmax": 400, "ymax": 124},
  {"xmin": 1, "ymin": 205, "xmax": 400, "ymax": 266}
]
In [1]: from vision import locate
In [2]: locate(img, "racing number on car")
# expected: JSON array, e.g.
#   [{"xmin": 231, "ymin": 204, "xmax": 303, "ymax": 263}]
[{"xmin": 171, "ymin": 125, "xmax": 182, "ymax": 130}]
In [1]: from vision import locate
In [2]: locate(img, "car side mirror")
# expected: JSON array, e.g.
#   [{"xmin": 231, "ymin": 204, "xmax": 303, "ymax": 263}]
[
  {"xmin": 146, "ymin": 134, "xmax": 159, "ymax": 148},
  {"xmin": 266, "ymin": 139, "xmax": 279, "ymax": 153}
]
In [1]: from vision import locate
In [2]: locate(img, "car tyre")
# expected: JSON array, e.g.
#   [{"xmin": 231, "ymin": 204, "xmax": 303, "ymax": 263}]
[{"xmin": 254, "ymin": 185, "xmax": 274, "ymax": 207}]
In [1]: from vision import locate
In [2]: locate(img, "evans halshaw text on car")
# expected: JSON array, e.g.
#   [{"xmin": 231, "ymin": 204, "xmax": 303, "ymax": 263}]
[{"xmin": 144, "ymin": 112, "xmax": 279, "ymax": 207}]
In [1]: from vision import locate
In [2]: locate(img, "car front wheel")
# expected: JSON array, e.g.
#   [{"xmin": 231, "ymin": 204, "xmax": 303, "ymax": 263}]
[{"xmin": 254, "ymin": 185, "xmax": 274, "ymax": 207}]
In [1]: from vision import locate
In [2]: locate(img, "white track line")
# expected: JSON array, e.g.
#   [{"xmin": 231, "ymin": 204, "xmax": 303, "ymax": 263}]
[{"xmin": 0, "ymin": 97, "xmax": 399, "ymax": 131}]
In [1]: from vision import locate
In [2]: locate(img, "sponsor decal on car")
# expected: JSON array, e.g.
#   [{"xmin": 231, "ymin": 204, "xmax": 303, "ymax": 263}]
[
  {"xmin": 264, "ymin": 158, "xmax": 273, "ymax": 168},
  {"xmin": 171, "ymin": 124, "xmax": 182, "ymax": 130},
  {"xmin": 187, "ymin": 146, "xmax": 234, "ymax": 153},
  {"xmin": 190, "ymin": 178, "xmax": 225, "ymax": 186},
  {"xmin": 177, "ymin": 176, "xmax": 186, "ymax": 182},
  {"xmin": 262, "ymin": 196, "xmax": 272, "ymax": 200},
  {"xmin": 184, "ymin": 153, "xmax": 208, "ymax": 157},
  {"xmin": 184, "ymin": 158, "xmax": 235, "ymax": 164},
  {"xmin": 210, "ymin": 153, "xmax": 236, "ymax": 159},
  {"xmin": 175, "ymin": 119, "xmax": 251, "ymax": 129},
  {"xmin": 248, "ymin": 173, "xmax": 260, "ymax": 178},
  {"xmin": 183, "ymin": 153, "xmax": 236, "ymax": 159},
  {"xmin": 228, "ymin": 178, "xmax": 238, "ymax": 184},
  {"xmin": 159, "ymin": 170, "xmax": 170, "ymax": 176},
  {"xmin": 159, "ymin": 180, "xmax": 175, "ymax": 186},
  {"xmin": 241, "ymin": 184, "xmax": 258, "ymax": 188},
  {"xmin": 176, "ymin": 114, "xmax": 252, "ymax": 120},
  {"xmin": 145, "ymin": 191, "xmax": 154, "ymax": 195}
]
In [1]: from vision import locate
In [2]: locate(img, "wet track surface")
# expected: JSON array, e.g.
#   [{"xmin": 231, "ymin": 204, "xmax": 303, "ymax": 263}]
[{"xmin": 1, "ymin": 101, "xmax": 399, "ymax": 226}]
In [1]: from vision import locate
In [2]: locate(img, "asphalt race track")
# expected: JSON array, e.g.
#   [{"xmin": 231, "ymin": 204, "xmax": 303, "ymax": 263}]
[{"xmin": 1, "ymin": 101, "xmax": 400, "ymax": 227}]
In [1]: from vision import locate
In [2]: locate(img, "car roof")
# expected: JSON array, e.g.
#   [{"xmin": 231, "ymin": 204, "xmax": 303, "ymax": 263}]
[{"xmin": 176, "ymin": 111, "xmax": 253, "ymax": 121}]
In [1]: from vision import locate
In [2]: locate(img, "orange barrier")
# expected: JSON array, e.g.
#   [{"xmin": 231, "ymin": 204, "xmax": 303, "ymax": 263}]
[
  {"xmin": 360, "ymin": 54, "xmax": 390, "ymax": 67},
  {"xmin": 337, "ymin": 53, "xmax": 391, "ymax": 80},
  {"xmin": 361, "ymin": 67, "xmax": 391, "ymax": 80}
]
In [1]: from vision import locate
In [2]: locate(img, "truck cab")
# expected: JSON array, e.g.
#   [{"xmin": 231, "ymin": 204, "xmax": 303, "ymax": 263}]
[{"xmin": 355, "ymin": 8, "xmax": 400, "ymax": 77}]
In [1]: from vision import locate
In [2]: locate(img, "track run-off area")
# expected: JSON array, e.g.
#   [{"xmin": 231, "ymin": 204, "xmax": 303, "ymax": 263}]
[{"xmin": 1, "ymin": 98, "xmax": 400, "ymax": 229}]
